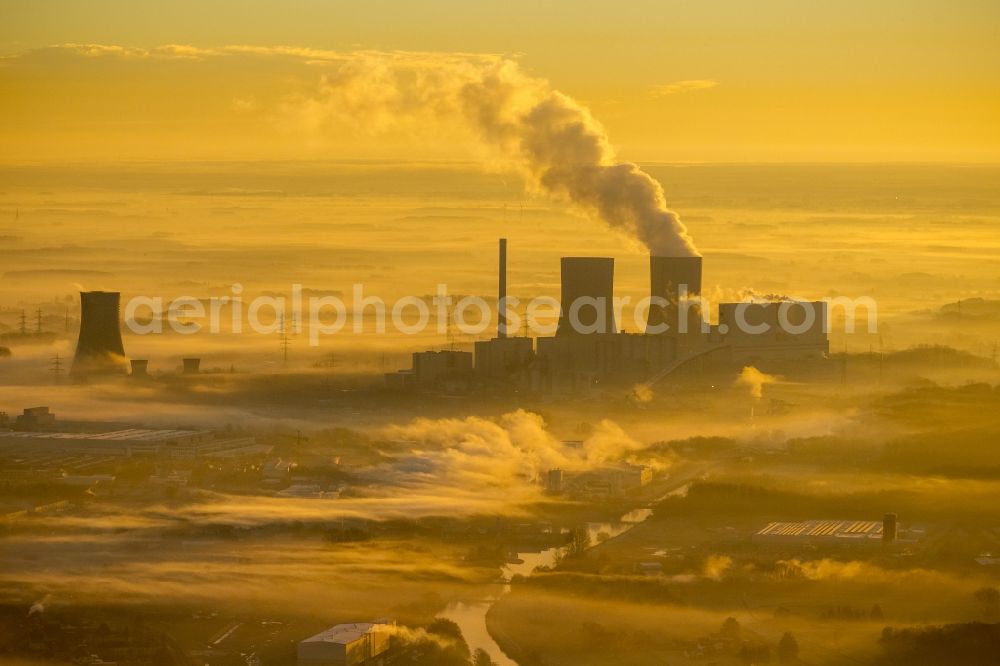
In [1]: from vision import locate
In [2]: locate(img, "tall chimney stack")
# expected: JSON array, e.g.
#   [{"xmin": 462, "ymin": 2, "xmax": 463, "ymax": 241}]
[
  {"xmin": 882, "ymin": 513, "xmax": 897, "ymax": 548},
  {"xmin": 72, "ymin": 291, "xmax": 127, "ymax": 377},
  {"xmin": 498, "ymin": 238, "xmax": 508, "ymax": 338},
  {"xmin": 557, "ymin": 257, "xmax": 616, "ymax": 336}
]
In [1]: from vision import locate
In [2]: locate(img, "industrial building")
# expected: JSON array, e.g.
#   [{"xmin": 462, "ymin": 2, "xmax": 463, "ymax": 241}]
[
  {"xmin": 547, "ymin": 463, "xmax": 651, "ymax": 497},
  {"xmin": 380, "ymin": 238, "xmax": 829, "ymax": 394},
  {"xmin": 297, "ymin": 621, "xmax": 393, "ymax": 666},
  {"xmin": 385, "ymin": 350, "xmax": 473, "ymax": 390},
  {"xmin": 753, "ymin": 514, "xmax": 907, "ymax": 548},
  {"xmin": 531, "ymin": 252, "xmax": 828, "ymax": 392},
  {"xmin": 474, "ymin": 336, "xmax": 532, "ymax": 389},
  {"xmin": 0, "ymin": 427, "xmax": 267, "ymax": 458},
  {"xmin": 467, "ymin": 241, "xmax": 828, "ymax": 393},
  {"xmin": 717, "ymin": 301, "xmax": 829, "ymax": 363},
  {"xmin": 13, "ymin": 406, "xmax": 56, "ymax": 430}
]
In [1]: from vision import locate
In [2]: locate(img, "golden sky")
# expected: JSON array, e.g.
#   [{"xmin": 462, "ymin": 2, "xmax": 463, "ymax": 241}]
[{"xmin": 2, "ymin": 0, "xmax": 998, "ymax": 163}]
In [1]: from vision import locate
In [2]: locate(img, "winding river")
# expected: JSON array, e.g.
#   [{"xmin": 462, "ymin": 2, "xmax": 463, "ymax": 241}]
[{"xmin": 439, "ymin": 506, "xmax": 656, "ymax": 665}]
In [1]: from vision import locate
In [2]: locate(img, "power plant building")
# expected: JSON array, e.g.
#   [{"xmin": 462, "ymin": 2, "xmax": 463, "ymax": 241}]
[
  {"xmin": 533, "ymin": 252, "xmax": 829, "ymax": 392},
  {"xmin": 717, "ymin": 301, "xmax": 829, "ymax": 364},
  {"xmin": 387, "ymin": 240, "xmax": 830, "ymax": 394},
  {"xmin": 474, "ymin": 336, "xmax": 533, "ymax": 388},
  {"xmin": 384, "ymin": 350, "xmax": 474, "ymax": 391},
  {"xmin": 535, "ymin": 332, "xmax": 676, "ymax": 394}
]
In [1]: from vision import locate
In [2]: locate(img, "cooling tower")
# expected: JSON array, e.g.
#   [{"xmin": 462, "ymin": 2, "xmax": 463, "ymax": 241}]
[
  {"xmin": 182, "ymin": 358, "xmax": 201, "ymax": 375},
  {"xmin": 130, "ymin": 359, "xmax": 149, "ymax": 377},
  {"xmin": 71, "ymin": 291, "xmax": 126, "ymax": 376},
  {"xmin": 557, "ymin": 257, "xmax": 616, "ymax": 336},
  {"xmin": 646, "ymin": 255, "xmax": 703, "ymax": 334}
]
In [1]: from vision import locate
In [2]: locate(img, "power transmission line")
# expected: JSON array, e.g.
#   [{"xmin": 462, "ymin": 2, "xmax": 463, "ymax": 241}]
[
  {"xmin": 51, "ymin": 353, "xmax": 63, "ymax": 383},
  {"xmin": 279, "ymin": 312, "xmax": 290, "ymax": 365}
]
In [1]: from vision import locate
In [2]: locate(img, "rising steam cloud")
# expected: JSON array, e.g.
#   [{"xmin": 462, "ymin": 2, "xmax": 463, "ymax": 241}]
[
  {"xmin": 290, "ymin": 52, "xmax": 699, "ymax": 256},
  {"xmin": 377, "ymin": 409, "xmax": 648, "ymax": 492},
  {"xmin": 735, "ymin": 365, "xmax": 780, "ymax": 399}
]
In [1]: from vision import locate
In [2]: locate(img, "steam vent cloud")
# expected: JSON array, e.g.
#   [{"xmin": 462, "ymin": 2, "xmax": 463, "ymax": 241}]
[
  {"xmin": 291, "ymin": 51, "xmax": 699, "ymax": 256},
  {"xmin": 736, "ymin": 365, "xmax": 780, "ymax": 399}
]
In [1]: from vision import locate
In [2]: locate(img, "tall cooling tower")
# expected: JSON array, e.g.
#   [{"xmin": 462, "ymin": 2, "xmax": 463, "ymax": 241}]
[
  {"xmin": 646, "ymin": 256, "xmax": 702, "ymax": 334},
  {"xmin": 72, "ymin": 291, "xmax": 126, "ymax": 376},
  {"xmin": 557, "ymin": 257, "xmax": 617, "ymax": 336}
]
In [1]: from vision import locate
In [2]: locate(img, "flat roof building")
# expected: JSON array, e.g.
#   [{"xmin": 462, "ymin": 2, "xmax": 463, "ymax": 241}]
[
  {"xmin": 385, "ymin": 350, "xmax": 472, "ymax": 391},
  {"xmin": 547, "ymin": 463, "xmax": 651, "ymax": 497},
  {"xmin": 754, "ymin": 519, "xmax": 884, "ymax": 545},
  {"xmin": 13, "ymin": 406, "xmax": 57, "ymax": 431},
  {"xmin": 0, "ymin": 428, "xmax": 268, "ymax": 458},
  {"xmin": 297, "ymin": 621, "xmax": 393, "ymax": 666}
]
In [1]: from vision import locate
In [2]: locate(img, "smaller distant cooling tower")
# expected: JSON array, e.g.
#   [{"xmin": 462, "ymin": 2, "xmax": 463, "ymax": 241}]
[
  {"xmin": 72, "ymin": 291, "xmax": 126, "ymax": 376},
  {"xmin": 557, "ymin": 257, "xmax": 616, "ymax": 336},
  {"xmin": 130, "ymin": 359, "xmax": 149, "ymax": 377},
  {"xmin": 182, "ymin": 358, "xmax": 201, "ymax": 374},
  {"xmin": 646, "ymin": 256, "xmax": 703, "ymax": 334}
]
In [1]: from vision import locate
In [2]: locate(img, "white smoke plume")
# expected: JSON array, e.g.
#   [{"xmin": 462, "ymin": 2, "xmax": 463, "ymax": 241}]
[
  {"xmin": 735, "ymin": 365, "xmax": 780, "ymax": 399},
  {"xmin": 773, "ymin": 558, "xmax": 949, "ymax": 584},
  {"xmin": 383, "ymin": 623, "xmax": 461, "ymax": 650},
  {"xmin": 378, "ymin": 409, "xmax": 647, "ymax": 492},
  {"xmin": 288, "ymin": 52, "xmax": 699, "ymax": 256},
  {"xmin": 28, "ymin": 594, "xmax": 52, "ymax": 615},
  {"xmin": 629, "ymin": 383, "xmax": 655, "ymax": 404},
  {"xmin": 701, "ymin": 554, "xmax": 734, "ymax": 581}
]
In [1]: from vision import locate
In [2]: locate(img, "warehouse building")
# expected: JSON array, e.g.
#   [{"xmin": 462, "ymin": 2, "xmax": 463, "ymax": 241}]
[
  {"xmin": 0, "ymin": 428, "xmax": 267, "ymax": 458},
  {"xmin": 753, "ymin": 514, "xmax": 911, "ymax": 548},
  {"xmin": 546, "ymin": 462, "xmax": 651, "ymax": 497},
  {"xmin": 297, "ymin": 621, "xmax": 393, "ymax": 666}
]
